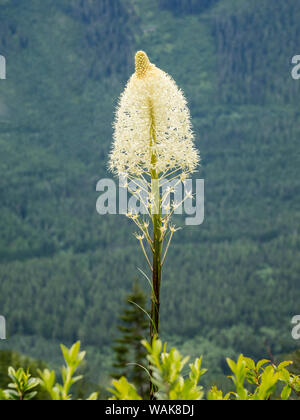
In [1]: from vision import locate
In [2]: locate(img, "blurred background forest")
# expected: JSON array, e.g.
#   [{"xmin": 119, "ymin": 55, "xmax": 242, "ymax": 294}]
[{"xmin": 0, "ymin": 0, "xmax": 299, "ymax": 391}]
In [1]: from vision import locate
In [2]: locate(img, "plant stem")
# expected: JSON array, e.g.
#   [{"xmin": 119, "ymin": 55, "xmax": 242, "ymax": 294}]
[
  {"xmin": 150, "ymin": 211, "xmax": 162, "ymax": 341},
  {"xmin": 149, "ymin": 179, "xmax": 162, "ymax": 400},
  {"xmin": 149, "ymin": 105, "xmax": 162, "ymax": 399}
]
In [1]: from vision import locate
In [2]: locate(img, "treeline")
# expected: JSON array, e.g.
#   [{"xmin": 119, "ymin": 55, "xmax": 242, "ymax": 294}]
[
  {"xmin": 68, "ymin": 0, "xmax": 137, "ymax": 78},
  {"xmin": 0, "ymin": 0, "xmax": 28, "ymax": 52},
  {"xmin": 158, "ymin": 0, "xmax": 219, "ymax": 15},
  {"xmin": 0, "ymin": 217, "xmax": 299, "ymax": 358},
  {"xmin": 212, "ymin": 0, "xmax": 300, "ymax": 104},
  {"xmin": 0, "ymin": 0, "xmax": 137, "ymax": 78}
]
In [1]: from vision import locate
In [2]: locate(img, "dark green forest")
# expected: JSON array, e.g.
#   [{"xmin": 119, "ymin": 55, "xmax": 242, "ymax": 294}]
[{"xmin": 0, "ymin": 0, "xmax": 299, "ymax": 388}]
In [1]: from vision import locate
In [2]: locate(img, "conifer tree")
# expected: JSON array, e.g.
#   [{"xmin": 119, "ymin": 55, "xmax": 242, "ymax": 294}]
[{"xmin": 111, "ymin": 281, "xmax": 148, "ymax": 398}]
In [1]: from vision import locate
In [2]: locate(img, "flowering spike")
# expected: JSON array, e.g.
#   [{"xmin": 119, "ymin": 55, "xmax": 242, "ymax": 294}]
[
  {"xmin": 135, "ymin": 51, "xmax": 151, "ymax": 79},
  {"xmin": 109, "ymin": 51, "xmax": 200, "ymax": 177}
]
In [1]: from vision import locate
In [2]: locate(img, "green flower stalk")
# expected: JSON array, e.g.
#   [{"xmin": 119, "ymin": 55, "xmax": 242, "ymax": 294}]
[{"xmin": 109, "ymin": 51, "xmax": 200, "ymax": 396}]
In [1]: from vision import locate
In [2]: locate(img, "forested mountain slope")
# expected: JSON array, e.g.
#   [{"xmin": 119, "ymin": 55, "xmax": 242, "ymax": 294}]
[{"xmin": 0, "ymin": 0, "xmax": 299, "ymax": 385}]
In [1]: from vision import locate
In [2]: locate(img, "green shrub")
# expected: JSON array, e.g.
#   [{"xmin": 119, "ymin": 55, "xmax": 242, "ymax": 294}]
[{"xmin": 1, "ymin": 340, "xmax": 299, "ymax": 400}]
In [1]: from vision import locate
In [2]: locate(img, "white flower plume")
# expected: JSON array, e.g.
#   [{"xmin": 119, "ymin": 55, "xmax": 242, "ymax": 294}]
[{"xmin": 109, "ymin": 51, "xmax": 200, "ymax": 177}]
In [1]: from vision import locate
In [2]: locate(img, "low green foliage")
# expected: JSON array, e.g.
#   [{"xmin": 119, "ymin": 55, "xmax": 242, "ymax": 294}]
[
  {"xmin": 0, "ymin": 367, "xmax": 40, "ymax": 400},
  {"xmin": 38, "ymin": 342, "xmax": 98, "ymax": 401},
  {"xmin": 143, "ymin": 338, "xmax": 207, "ymax": 400},
  {"xmin": 209, "ymin": 356, "xmax": 300, "ymax": 401},
  {"xmin": 108, "ymin": 377, "xmax": 142, "ymax": 401},
  {"xmin": 109, "ymin": 338, "xmax": 300, "ymax": 401},
  {"xmin": 0, "ymin": 342, "xmax": 98, "ymax": 401},
  {"xmin": 0, "ymin": 341, "xmax": 299, "ymax": 401}
]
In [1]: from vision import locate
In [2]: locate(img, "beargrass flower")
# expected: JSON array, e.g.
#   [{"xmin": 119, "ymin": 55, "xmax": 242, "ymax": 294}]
[
  {"xmin": 108, "ymin": 51, "xmax": 200, "ymax": 399},
  {"xmin": 109, "ymin": 51, "xmax": 199, "ymax": 177}
]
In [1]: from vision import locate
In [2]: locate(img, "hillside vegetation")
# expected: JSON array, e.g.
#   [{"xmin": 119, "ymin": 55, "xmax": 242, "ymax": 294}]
[{"xmin": 0, "ymin": 0, "xmax": 299, "ymax": 386}]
